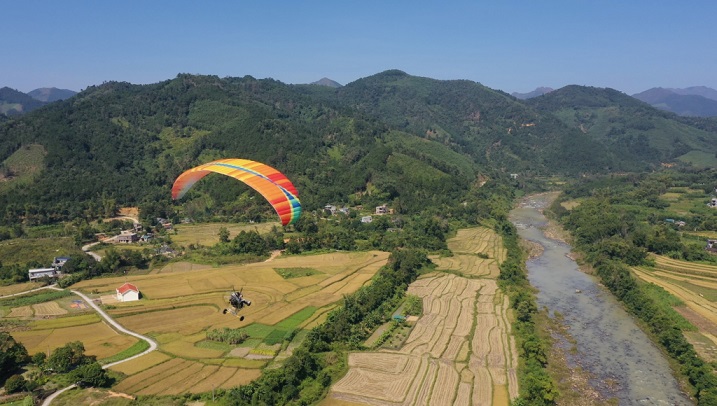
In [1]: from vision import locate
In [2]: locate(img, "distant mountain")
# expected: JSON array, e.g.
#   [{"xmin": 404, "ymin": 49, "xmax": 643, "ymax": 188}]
[
  {"xmin": 528, "ymin": 85, "xmax": 717, "ymax": 167},
  {"xmin": 632, "ymin": 87, "xmax": 717, "ymax": 117},
  {"xmin": 28, "ymin": 87, "xmax": 77, "ymax": 102},
  {"xmin": 310, "ymin": 77, "xmax": 342, "ymax": 88},
  {"xmin": 669, "ymin": 86, "xmax": 717, "ymax": 101},
  {"xmin": 0, "ymin": 87, "xmax": 46, "ymax": 116},
  {"xmin": 511, "ymin": 87, "xmax": 553, "ymax": 100}
]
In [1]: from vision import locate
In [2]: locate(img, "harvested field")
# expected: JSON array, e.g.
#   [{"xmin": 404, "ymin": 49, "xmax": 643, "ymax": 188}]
[
  {"xmin": 108, "ymin": 351, "xmax": 171, "ymax": 375},
  {"xmin": 632, "ymin": 259, "xmax": 717, "ymax": 328},
  {"xmin": 188, "ymin": 366, "xmax": 237, "ymax": 392},
  {"xmin": 32, "ymin": 301, "xmax": 68, "ymax": 316},
  {"xmin": 632, "ymin": 261, "xmax": 717, "ymax": 368},
  {"xmin": 7, "ymin": 305, "xmax": 33, "ymax": 317},
  {"xmin": 430, "ymin": 227, "xmax": 505, "ymax": 278},
  {"xmin": 0, "ymin": 281, "xmax": 43, "ymax": 296},
  {"xmin": 325, "ymin": 226, "xmax": 517, "ymax": 404},
  {"xmin": 327, "ymin": 271, "xmax": 517, "ymax": 405},
  {"xmin": 220, "ymin": 368, "xmax": 263, "ymax": 388},
  {"xmin": 172, "ymin": 222, "xmax": 276, "ymax": 247},
  {"xmin": 13, "ymin": 321, "xmax": 138, "ymax": 359},
  {"xmin": 57, "ymin": 249, "xmax": 390, "ymax": 395}
]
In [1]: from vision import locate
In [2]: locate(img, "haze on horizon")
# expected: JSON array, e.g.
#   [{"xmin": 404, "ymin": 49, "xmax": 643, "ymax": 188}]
[{"xmin": 2, "ymin": 1, "xmax": 716, "ymax": 95}]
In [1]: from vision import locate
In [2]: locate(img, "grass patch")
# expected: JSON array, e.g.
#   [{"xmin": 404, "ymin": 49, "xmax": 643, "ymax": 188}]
[
  {"xmin": 274, "ymin": 267, "xmax": 320, "ymax": 279},
  {"xmin": 264, "ymin": 329, "xmax": 290, "ymax": 345},
  {"xmin": 0, "ymin": 144, "xmax": 46, "ymax": 190},
  {"xmin": 196, "ymin": 340, "xmax": 233, "ymax": 352},
  {"xmin": 275, "ymin": 307, "xmax": 317, "ymax": 330},
  {"xmin": 639, "ymin": 282, "xmax": 696, "ymax": 331},
  {"xmin": 99, "ymin": 339, "xmax": 151, "ymax": 364},
  {"xmin": 238, "ymin": 323, "xmax": 275, "ymax": 339},
  {"xmin": 0, "ymin": 237, "xmax": 81, "ymax": 267},
  {"xmin": 30, "ymin": 313, "xmax": 101, "ymax": 330}
]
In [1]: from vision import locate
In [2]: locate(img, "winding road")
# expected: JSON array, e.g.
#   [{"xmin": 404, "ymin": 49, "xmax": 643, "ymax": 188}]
[{"xmin": 40, "ymin": 287, "xmax": 158, "ymax": 405}]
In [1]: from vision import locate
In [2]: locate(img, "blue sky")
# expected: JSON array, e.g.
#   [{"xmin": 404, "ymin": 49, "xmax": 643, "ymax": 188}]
[{"xmin": 3, "ymin": 1, "xmax": 716, "ymax": 95}]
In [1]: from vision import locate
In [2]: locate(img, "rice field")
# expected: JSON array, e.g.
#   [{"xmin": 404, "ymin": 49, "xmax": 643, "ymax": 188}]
[
  {"xmin": 632, "ymin": 254, "xmax": 717, "ymax": 355},
  {"xmin": 326, "ymin": 227, "xmax": 517, "ymax": 405},
  {"xmin": 11, "ymin": 318, "xmax": 139, "ymax": 359},
  {"xmin": 431, "ymin": 227, "xmax": 505, "ymax": 278},
  {"xmin": 171, "ymin": 222, "xmax": 277, "ymax": 247},
  {"xmin": 65, "ymin": 250, "xmax": 387, "ymax": 395}
]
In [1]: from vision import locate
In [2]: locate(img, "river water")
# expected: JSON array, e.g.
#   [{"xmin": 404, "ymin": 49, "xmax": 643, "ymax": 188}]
[{"xmin": 509, "ymin": 194, "xmax": 692, "ymax": 405}]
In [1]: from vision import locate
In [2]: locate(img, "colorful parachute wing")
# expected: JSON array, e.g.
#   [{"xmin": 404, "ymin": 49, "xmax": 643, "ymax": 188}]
[{"xmin": 172, "ymin": 158, "xmax": 301, "ymax": 226}]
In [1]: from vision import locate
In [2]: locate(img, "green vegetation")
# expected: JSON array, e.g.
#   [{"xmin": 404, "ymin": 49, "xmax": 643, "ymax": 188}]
[
  {"xmin": 274, "ymin": 267, "xmax": 320, "ymax": 279},
  {"xmin": 498, "ymin": 218, "xmax": 558, "ymax": 405},
  {"xmin": 222, "ymin": 249, "xmax": 431, "ymax": 405},
  {"xmin": 0, "ymin": 289, "xmax": 71, "ymax": 307},
  {"xmin": 552, "ymin": 170, "xmax": 717, "ymax": 404},
  {"xmin": 206, "ymin": 328, "xmax": 249, "ymax": 345},
  {"xmin": 98, "ymin": 340, "xmax": 151, "ymax": 365}
]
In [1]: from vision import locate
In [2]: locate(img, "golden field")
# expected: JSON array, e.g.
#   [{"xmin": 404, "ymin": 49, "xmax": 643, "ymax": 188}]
[{"xmin": 326, "ymin": 227, "xmax": 518, "ymax": 406}]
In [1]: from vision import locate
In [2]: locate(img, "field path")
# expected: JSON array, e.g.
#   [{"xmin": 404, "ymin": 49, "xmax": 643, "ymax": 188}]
[
  {"xmin": 42, "ymin": 287, "xmax": 158, "ymax": 406},
  {"xmin": 0, "ymin": 284, "xmax": 54, "ymax": 298}
]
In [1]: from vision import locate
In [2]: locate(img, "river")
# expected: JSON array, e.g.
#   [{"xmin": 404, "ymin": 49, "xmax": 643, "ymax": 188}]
[{"xmin": 510, "ymin": 194, "xmax": 692, "ymax": 405}]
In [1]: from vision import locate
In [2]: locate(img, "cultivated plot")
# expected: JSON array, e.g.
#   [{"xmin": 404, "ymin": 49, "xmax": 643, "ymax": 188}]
[
  {"xmin": 327, "ymin": 227, "xmax": 517, "ymax": 406},
  {"xmin": 69, "ymin": 250, "xmax": 388, "ymax": 395},
  {"xmin": 632, "ymin": 254, "xmax": 717, "ymax": 354}
]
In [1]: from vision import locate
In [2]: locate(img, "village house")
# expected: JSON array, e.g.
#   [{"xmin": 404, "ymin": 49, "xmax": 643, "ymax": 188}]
[
  {"xmin": 324, "ymin": 204, "xmax": 337, "ymax": 215},
  {"xmin": 361, "ymin": 216, "xmax": 373, "ymax": 223},
  {"xmin": 375, "ymin": 205, "xmax": 388, "ymax": 215},
  {"xmin": 707, "ymin": 239, "xmax": 717, "ymax": 253},
  {"xmin": 52, "ymin": 256, "xmax": 71, "ymax": 270},
  {"xmin": 116, "ymin": 282, "xmax": 140, "ymax": 302},
  {"xmin": 708, "ymin": 198, "xmax": 717, "ymax": 208}
]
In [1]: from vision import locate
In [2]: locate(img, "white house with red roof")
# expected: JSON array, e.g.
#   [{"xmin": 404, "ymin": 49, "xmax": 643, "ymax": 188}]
[{"xmin": 116, "ymin": 282, "xmax": 140, "ymax": 302}]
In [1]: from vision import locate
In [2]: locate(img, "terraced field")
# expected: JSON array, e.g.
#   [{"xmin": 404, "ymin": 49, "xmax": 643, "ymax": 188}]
[
  {"xmin": 67, "ymin": 250, "xmax": 389, "ymax": 395},
  {"xmin": 326, "ymin": 227, "xmax": 517, "ymax": 406},
  {"xmin": 3, "ymin": 249, "xmax": 389, "ymax": 396},
  {"xmin": 632, "ymin": 254, "xmax": 717, "ymax": 359}
]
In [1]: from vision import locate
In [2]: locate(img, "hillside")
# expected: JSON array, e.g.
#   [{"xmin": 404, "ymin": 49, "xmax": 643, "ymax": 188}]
[
  {"xmin": 0, "ymin": 74, "xmax": 481, "ymax": 226},
  {"xmin": 328, "ymin": 71, "xmax": 614, "ymax": 174},
  {"xmin": 527, "ymin": 85, "xmax": 717, "ymax": 168},
  {"xmin": 511, "ymin": 87, "xmax": 553, "ymax": 100},
  {"xmin": 0, "ymin": 87, "xmax": 46, "ymax": 116},
  {"xmin": 1, "ymin": 72, "xmax": 717, "ymax": 227},
  {"xmin": 28, "ymin": 87, "xmax": 77, "ymax": 102},
  {"xmin": 633, "ymin": 87, "xmax": 717, "ymax": 117}
]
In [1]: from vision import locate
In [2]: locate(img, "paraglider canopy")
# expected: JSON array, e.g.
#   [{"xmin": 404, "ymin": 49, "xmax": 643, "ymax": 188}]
[{"xmin": 172, "ymin": 158, "xmax": 301, "ymax": 226}]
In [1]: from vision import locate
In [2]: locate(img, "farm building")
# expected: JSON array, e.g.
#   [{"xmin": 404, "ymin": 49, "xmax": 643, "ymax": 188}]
[
  {"xmin": 361, "ymin": 216, "xmax": 373, "ymax": 223},
  {"xmin": 117, "ymin": 231, "xmax": 138, "ymax": 243},
  {"xmin": 28, "ymin": 268, "xmax": 59, "ymax": 280},
  {"xmin": 116, "ymin": 283, "xmax": 140, "ymax": 302}
]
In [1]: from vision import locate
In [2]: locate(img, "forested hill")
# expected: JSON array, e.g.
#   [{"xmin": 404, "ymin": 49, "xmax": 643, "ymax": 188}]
[
  {"xmin": 527, "ymin": 85, "xmax": 717, "ymax": 169},
  {"xmin": 1, "ymin": 71, "xmax": 717, "ymax": 226}
]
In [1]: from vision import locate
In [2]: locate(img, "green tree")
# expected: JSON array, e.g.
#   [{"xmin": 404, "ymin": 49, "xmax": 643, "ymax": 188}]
[
  {"xmin": 218, "ymin": 227, "xmax": 230, "ymax": 243},
  {"xmin": 72, "ymin": 361, "xmax": 110, "ymax": 387},
  {"xmin": 0, "ymin": 333, "xmax": 29, "ymax": 383},
  {"xmin": 47, "ymin": 341, "xmax": 87, "ymax": 373},
  {"xmin": 4, "ymin": 374, "xmax": 26, "ymax": 393}
]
